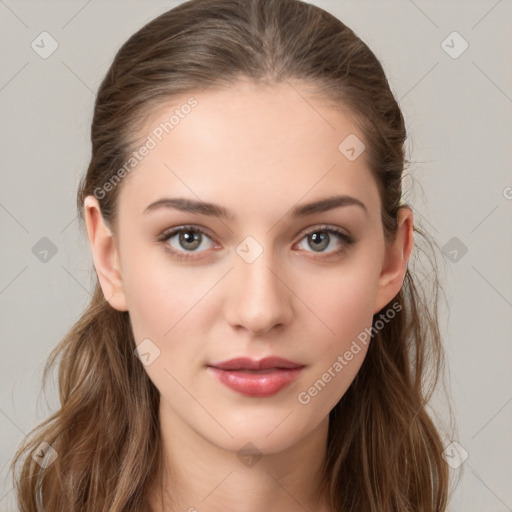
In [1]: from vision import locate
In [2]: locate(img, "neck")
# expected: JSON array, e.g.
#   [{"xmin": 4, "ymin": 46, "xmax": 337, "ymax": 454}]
[{"xmin": 146, "ymin": 400, "xmax": 333, "ymax": 512}]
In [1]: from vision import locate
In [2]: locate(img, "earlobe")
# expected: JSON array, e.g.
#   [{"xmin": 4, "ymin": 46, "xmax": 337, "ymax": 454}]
[
  {"xmin": 83, "ymin": 195, "xmax": 128, "ymax": 311},
  {"xmin": 373, "ymin": 207, "xmax": 414, "ymax": 314}
]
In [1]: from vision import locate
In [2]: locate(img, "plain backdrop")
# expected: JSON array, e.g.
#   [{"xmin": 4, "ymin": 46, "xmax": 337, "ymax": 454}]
[{"xmin": 1, "ymin": 1, "xmax": 511, "ymax": 511}]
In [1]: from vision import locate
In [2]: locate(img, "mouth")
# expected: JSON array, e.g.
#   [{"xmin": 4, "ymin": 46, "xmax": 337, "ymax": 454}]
[
  {"xmin": 208, "ymin": 356, "xmax": 303, "ymax": 371},
  {"xmin": 206, "ymin": 357, "xmax": 305, "ymax": 397}
]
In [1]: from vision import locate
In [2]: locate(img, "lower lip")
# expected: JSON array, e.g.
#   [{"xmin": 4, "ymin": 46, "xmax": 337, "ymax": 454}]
[{"xmin": 207, "ymin": 366, "xmax": 304, "ymax": 397}]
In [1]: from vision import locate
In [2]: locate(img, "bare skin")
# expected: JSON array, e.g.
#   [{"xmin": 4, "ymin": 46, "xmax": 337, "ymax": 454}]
[{"xmin": 84, "ymin": 79, "xmax": 414, "ymax": 512}]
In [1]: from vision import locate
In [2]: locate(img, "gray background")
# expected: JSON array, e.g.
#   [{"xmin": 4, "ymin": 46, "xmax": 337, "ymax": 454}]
[{"xmin": 1, "ymin": 1, "xmax": 511, "ymax": 510}]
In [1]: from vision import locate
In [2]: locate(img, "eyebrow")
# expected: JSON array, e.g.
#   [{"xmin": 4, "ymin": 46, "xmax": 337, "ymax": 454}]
[{"xmin": 143, "ymin": 194, "xmax": 368, "ymax": 219}]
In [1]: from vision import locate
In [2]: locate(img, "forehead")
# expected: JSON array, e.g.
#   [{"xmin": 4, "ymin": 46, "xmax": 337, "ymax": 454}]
[{"xmin": 116, "ymin": 80, "xmax": 380, "ymax": 224}]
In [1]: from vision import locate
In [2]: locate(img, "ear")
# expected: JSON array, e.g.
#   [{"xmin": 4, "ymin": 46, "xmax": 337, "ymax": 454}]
[
  {"xmin": 83, "ymin": 195, "xmax": 128, "ymax": 311},
  {"xmin": 373, "ymin": 206, "xmax": 414, "ymax": 314}
]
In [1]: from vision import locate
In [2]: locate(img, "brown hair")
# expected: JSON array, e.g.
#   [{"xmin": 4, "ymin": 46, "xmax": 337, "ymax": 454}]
[{"xmin": 10, "ymin": 0, "xmax": 459, "ymax": 510}]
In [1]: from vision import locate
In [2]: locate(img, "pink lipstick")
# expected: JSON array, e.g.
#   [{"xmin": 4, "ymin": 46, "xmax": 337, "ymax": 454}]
[{"xmin": 207, "ymin": 357, "xmax": 304, "ymax": 397}]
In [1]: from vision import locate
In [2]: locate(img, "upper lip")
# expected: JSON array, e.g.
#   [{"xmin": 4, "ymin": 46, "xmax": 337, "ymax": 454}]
[{"xmin": 208, "ymin": 357, "xmax": 304, "ymax": 371}]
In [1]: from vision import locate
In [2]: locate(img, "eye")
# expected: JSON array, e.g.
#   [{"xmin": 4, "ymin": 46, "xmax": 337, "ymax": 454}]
[
  {"xmin": 295, "ymin": 225, "xmax": 354, "ymax": 256},
  {"xmin": 156, "ymin": 224, "xmax": 354, "ymax": 261},
  {"xmin": 157, "ymin": 225, "xmax": 217, "ymax": 259}
]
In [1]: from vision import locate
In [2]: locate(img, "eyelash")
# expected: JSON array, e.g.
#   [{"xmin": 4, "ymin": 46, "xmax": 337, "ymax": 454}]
[{"xmin": 156, "ymin": 224, "xmax": 354, "ymax": 261}]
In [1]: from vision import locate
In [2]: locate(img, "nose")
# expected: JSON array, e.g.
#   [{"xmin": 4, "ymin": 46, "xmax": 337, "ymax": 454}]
[{"xmin": 224, "ymin": 250, "xmax": 294, "ymax": 336}]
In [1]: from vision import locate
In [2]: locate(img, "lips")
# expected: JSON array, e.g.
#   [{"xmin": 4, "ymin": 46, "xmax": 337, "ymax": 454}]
[
  {"xmin": 207, "ymin": 357, "xmax": 305, "ymax": 397},
  {"xmin": 208, "ymin": 356, "xmax": 303, "ymax": 371}
]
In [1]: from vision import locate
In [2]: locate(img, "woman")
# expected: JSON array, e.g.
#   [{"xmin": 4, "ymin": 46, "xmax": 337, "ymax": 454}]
[{"xmin": 11, "ymin": 0, "xmax": 457, "ymax": 510}]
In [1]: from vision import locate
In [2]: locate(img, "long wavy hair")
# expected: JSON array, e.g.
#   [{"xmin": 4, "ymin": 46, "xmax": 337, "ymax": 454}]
[{"xmin": 10, "ymin": 0, "xmax": 459, "ymax": 510}]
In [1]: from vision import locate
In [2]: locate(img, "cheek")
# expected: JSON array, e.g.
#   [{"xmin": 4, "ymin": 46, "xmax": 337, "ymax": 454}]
[
  {"xmin": 292, "ymin": 268, "xmax": 378, "ymax": 411},
  {"xmin": 123, "ymin": 274, "xmax": 172, "ymax": 342},
  {"xmin": 121, "ymin": 249, "xmax": 193, "ymax": 343},
  {"xmin": 122, "ymin": 255, "xmax": 211, "ymax": 390},
  {"xmin": 294, "ymin": 261, "xmax": 379, "ymax": 349}
]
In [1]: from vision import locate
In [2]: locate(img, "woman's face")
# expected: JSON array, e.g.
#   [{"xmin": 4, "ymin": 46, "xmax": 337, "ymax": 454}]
[{"xmin": 85, "ymin": 79, "xmax": 412, "ymax": 454}]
